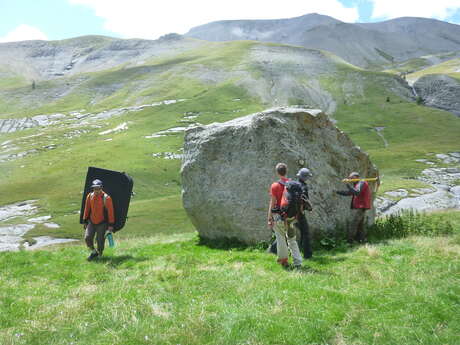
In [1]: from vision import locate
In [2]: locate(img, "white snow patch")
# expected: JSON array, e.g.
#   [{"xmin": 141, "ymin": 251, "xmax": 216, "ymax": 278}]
[
  {"xmin": 145, "ymin": 124, "xmax": 200, "ymax": 138},
  {"xmin": 25, "ymin": 236, "xmax": 77, "ymax": 250},
  {"xmin": 152, "ymin": 152, "xmax": 183, "ymax": 160},
  {"xmin": 0, "ymin": 99, "xmax": 187, "ymax": 134},
  {"xmin": 145, "ymin": 134, "xmax": 165, "ymax": 138},
  {"xmin": 0, "ymin": 202, "xmax": 74, "ymax": 251},
  {"xmin": 383, "ymin": 186, "xmax": 458, "ymax": 215},
  {"xmin": 0, "ymin": 201, "xmax": 38, "ymax": 222},
  {"xmin": 385, "ymin": 189, "xmax": 408, "ymax": 198},
  {"xmin": 0, "ymin": 224, "xmax": 35, "ymax": 237},
  {"xmin": 28, "ymin": 215, "xmax": 52, "ymax": 223},
  {"xmin": 99, "ymin": 122, "xmax": 128, "ymax": 135},
  {"xmin": 43, "ymin": 222, "xmax": 60, "ymax": 229},
  {"xmin": 0, "ymin": 224, "xmax": 36, "ymax": 252}
]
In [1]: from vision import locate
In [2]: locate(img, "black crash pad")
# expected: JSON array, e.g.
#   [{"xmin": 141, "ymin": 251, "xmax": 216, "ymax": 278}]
[{"xmin": 80, "ymin": 167, "xmax": 134, "ymax": 232}]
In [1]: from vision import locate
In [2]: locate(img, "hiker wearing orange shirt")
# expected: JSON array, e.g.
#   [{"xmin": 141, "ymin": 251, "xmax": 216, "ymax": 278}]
[
  {"xmin": 82, "ymin": 179, "xmax": 115, "ymax": 261},
  {"xmin": 267, "ymin": 163, "xmax": 303, "ymax": 269}
]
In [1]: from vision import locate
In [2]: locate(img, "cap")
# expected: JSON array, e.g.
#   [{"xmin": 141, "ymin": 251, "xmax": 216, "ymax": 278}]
[
  {"xmin": 91, "ymin": 179, "xmax": 103, "ymax": 188},
  {"xmin": 348, "ymin": 172, "xmax": 360, "ymax": 178},
  {"xmin": 297, "ymin": 168, "xmax": 312, "ymax": 180}
]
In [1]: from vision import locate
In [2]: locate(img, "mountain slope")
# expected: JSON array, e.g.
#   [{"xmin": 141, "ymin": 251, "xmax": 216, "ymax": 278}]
[
  {"xmin": 0, "ymin": 37, "xmax": 414, "ymax": 119},
  {"xmin": 186, "ymin": 14, "xmax": 460, "ymax": 69},
  {"xmin": 0, "ymin": 34, "xmax": 204, "ymax": 81},
  {"xmin": 0, "ymin": 37, "xmax": 459, "ymax": 242}
]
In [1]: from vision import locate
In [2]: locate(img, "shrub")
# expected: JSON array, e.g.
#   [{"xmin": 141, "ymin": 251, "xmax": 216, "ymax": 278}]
[{"xmin": 368, "ymin": 210, "xmax": 454, "ymax": 241}]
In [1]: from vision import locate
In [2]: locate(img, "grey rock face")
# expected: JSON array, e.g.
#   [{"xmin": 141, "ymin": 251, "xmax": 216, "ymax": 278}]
[
  {"xmin": 181, "ymin": 107, "xmax": 378, "ymax": 243},
  {"xmin": 0, "ymin": 35, "xmax": 204, "ymax": 81},
  {"xmin": 186, "ymin": 14, "xmax": 460, "ymax": 68},
  {"xmin": 414, "ymin": 74, "xmax": 460, "ymax": 116}
]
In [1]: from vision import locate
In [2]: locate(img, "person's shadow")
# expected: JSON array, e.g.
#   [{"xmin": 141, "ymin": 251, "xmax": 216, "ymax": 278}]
[
  {"xmin": 286, "ymin": 264, "xmax": 335, "ymax": 275},
  {"xmin": 309, "ymin": 255, "xmax": 347, "ymax": 266}
]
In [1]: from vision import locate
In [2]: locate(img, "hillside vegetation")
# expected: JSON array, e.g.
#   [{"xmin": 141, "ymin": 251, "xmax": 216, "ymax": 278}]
[
  {"xmin": 186, "ymin": 14, "xmax": 460, "ymax": 69},
  {"xmin": 1, "ymin": 211, "xmax": 460, "ymax": 345},
  {"xmin": 1, "ymin": 22, "xmax": 460, "ymax": 345},
  {"xmin": 407, "ymin": 58, "xmax": 460, "ymax": 82},
  {"xmin": 1, "ymin": 39, "xmax": 460, "ymax": 241}
]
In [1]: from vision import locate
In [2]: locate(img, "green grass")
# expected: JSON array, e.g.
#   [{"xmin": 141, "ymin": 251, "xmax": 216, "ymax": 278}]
[
  {"xmin": 0, "ymin": 40, "xmax": 256, "ymax": 118},
  {"xmin": 407, "ymin": 58, "xmax": 460, "ymax": 82},
  {"xmin": 0, "ymin": 75, "xmax": 28, "ymax": 90},
  {"xmin": 376, "ymin": 178, "xmax": 433, "ymax": 198},
  {"xmin": 1, "ymin": 41, "xmax": 460, "ymax": 345},
  {"xmin": 0, "ymin": 76, "xmax": 262, "ymax": 240},
  {"xmin": 316, "ymin": 64, "xmax": 460, "ymax": 192},
  {"xmin": 331, "ymin": 69, "xmax": 460, "ymax": 188},
  {"xmin": 383, "ymin": 58, "xmax": 432, "ymax": 74},
  {"xmin": 1, "ymin": 218, "xmax": 460, "ymax": 345},
  {"xmin": 2, "ymin": 42, "xmax": 460, "ymax": 241}
]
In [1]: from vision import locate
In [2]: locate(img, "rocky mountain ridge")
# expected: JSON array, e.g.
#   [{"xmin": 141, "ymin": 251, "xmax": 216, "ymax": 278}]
[
  {"xmin": 0, "ymin": 34, "xmax": 203, "ymax": 81},
  {"xmin": 186, "ymin": 14, "xmax": 460, "ymax": 68}
]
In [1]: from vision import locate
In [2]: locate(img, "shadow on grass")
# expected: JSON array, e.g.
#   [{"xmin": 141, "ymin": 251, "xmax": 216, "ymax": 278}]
[
  {"xmin": 309, "ymin": 255, "xmax": 347, "ymax": 266},
  {"xmin": 197, "ymin": 235, "xmax": 262, "ymax": 251},
  {"xmin": 93, "ymin": 255, "xmax": 147, "ymax": 267},
  {"xmin": 293, "ymin": 265, "xmax": 335, "ymax": 275}
]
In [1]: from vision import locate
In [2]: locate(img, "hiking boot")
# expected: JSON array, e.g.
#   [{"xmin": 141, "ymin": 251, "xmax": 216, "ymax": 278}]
[
  {"xmin": 277, "ymin": 258, "xmax": 289, "ymax": 268},
  {"xmin": 87, "ymin": 250, "xmax": 98, "ymax": 261}
]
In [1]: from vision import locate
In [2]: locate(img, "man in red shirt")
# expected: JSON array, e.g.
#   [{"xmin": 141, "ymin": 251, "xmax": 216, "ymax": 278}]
[
  {"xmin": 336, "ymin": 172, "xmax": 372, "ymax": 243},
  {"xmin": 83, "ymin": 179, "xmax": 115, "ymax": 260},
  {"xmin": 267, "ymin": 163, "xmax": 302, "ymax": 269}
]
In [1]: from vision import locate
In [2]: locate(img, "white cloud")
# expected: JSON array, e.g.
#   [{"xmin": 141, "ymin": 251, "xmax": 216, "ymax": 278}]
[
  {"xmin": 69, "ymin": 0, "xmax": 359, "ymax": 39},
  {"xmin": 0, "ymin": 24, "xmax": 48, "ymax": 43},
  {"xmin": 369, "ymin": 0, "xmax": 460, "ymax": 20}
]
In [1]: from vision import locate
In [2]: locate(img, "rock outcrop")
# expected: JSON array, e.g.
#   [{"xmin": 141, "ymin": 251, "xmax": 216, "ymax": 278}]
[
  {"xmin": 181, "ymin": 107, "xmax": 378, "ymax": 244},
  {"xmin": 414, "ymin": 74, "xmax": 460, "ymax": 116},
  {"xmin": 0, "ymin": 35, "xmax": 203, "ymax": 81}
]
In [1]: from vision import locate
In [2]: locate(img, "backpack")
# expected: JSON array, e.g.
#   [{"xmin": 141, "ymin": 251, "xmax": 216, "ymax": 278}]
[
  {"xmin": 280, "ymin": 180, "xmax": 304, "ymax": 219},
  {"xmin": 80, "ymin": 167, "xmax": 133, "ymax": 232}
]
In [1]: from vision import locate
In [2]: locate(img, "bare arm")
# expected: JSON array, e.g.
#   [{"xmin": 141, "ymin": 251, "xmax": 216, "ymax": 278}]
[
  {"xmin": 267, "ymin": 195, "xmax": 277, "ymax": 228},
  {"xmin": 82, "ymin": 194, "xmax": 91, "ymax": 229},
  {"xmin": 336, "ymin": 181, "xmax": 363, "ymax": 196}
]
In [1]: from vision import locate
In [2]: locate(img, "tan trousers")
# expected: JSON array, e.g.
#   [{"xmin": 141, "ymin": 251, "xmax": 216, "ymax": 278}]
[{"xmin": 273, "ymin": 215, "xmax": 302, "ymax": 266}]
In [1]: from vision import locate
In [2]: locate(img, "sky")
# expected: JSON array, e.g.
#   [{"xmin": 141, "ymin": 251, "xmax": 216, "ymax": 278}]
[{"xmin": 1, "ymin": 0, "xmax": 460, "ymax": 42}]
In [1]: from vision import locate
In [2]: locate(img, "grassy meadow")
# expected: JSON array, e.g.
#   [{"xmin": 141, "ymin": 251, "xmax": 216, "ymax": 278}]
[
  {"xmin": 1, "ymin": 39, "xmax": 460, "ymax": 344},
  {"xmin": 1, "ymin": 211, "xmax": 460, "ymax": 345},
  {"xmin": 1, "ymin": 41, "xmax": 460, "ymax": 240}
]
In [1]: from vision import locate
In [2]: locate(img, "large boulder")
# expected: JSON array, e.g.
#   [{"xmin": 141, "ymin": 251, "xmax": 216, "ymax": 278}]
[{"xmin": 181, "ymin": 107, "xmax": 378, "ymax": 244}]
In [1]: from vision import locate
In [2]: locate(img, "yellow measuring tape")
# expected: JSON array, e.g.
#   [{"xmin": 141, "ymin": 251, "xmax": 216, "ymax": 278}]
[{"xmin": 342, "ymin": 177, "xmax": 379, "ymax": 183}]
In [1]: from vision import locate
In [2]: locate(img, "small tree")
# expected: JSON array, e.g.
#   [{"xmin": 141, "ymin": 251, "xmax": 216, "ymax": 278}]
[{"xmin": 32, "ymin": 80, "xmax": 36, "ymax": 90}]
